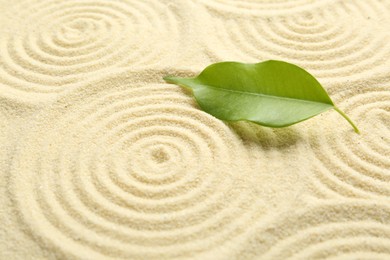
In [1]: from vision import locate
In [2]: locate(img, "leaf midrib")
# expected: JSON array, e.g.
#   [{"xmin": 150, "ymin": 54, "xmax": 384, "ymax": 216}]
[{"xmin": 195, "ymin": 82, "xmax": 333, "ymax": 107}]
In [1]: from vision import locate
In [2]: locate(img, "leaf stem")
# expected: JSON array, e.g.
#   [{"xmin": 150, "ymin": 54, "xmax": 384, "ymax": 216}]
[{"xmin": 334, "ymin": 106, "xmax": 360, "ymax": 134}]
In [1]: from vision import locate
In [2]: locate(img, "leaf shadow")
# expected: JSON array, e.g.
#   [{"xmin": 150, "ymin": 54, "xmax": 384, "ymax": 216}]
[{"xmin": 229, "ymin": 121, "xmax": 302, "ymax": 150}]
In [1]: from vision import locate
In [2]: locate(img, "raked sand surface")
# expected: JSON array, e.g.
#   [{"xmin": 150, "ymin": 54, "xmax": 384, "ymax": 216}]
[{"xmin": 0, "ymin": 0, "xmax": 390, "ymax": 259}]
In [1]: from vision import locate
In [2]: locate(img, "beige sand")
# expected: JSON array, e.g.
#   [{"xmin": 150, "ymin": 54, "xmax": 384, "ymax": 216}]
[{"xmin": 0, "ymin": 0, "xmax": 389, "ymax": 259}]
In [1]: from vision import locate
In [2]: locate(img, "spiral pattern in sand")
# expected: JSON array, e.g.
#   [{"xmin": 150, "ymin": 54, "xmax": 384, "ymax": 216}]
[
  {"xmin": 206, "ymin": 1, "xmax": 390, "ymax": 84},
  {"xmin": 308, "ymin": 86, "xmax": 390, "ymax": 199},
  {"xmin": 9, "ymin": 73, "xmax": 265, "ymax": 259},
  {"xmin": 0, "ymin": 0, "xmax": 181, "ymax": 103},
  {"xmin": 238, "ymin": 201, "xmax": 390, "ymax": 259}
]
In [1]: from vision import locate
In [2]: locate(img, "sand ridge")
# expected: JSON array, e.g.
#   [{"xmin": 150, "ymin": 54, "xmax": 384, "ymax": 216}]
[
  {"xmin": 1, "ymin": 0, "xmax": 389, "ymax": 259},
  {"xmin": 8, "ymin": 72, "xmax": 268, "ymax": 259},
  {"xmin": 307, "ymin": 85, "xmax": 390, "ymax": 199},
  {"xmin": 237, "ymin": 200, "xmax": 390, "ymax": 259},
  {"xmin": 205, "ymin": 0, "xmax": 390, "ymax": 86},
  {"xmin": 0, "ymin": 0, "xmax": 191, "ymax": 103}
]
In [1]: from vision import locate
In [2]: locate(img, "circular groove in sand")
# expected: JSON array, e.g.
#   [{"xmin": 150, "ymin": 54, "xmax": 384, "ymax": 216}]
[
  {"xmin": 237, "ymin": 201, "xmax": 390, "ymax": 259},
  {"xmin": 10, "ymin": 78, "xmax": 263, "ymax": 258},
  {"xmin": 206, "ymin": 2, "xmax": 390, "ymax": 83},
  {"xmin": 0, "ymin": 0, "xmax": 181, "ymax": 102},
  {"xmin": 309, "ymin": 87, "xmax": 390, "ymax": 199}
]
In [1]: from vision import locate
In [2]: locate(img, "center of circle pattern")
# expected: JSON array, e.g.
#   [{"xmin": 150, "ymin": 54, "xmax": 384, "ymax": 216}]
[
  {"xmin": 10, "ymin": 80, "xmax": 261, "ymax": 259},
  {"xmin": 0, "ymin": 0, "xmax": 180, "ymax": 100}
]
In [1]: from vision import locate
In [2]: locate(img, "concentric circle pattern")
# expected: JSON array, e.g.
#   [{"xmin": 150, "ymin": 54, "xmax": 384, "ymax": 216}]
[
  {"xmin": 2, "ymin": 0, "xmax": 390, "ymax": 258},
  {"xmin": 237, "ymin": 201, "xmax": 390, "ymax": 259},
  {"xmin": 205, "ymin": 0, "xmax": 390, "ymax": 85},
  {"xmin": 0, "ymin": 0, "xmax": 181, "ymax": 103},
  {"xmin": 307, "ymin": 86, "xmax": 390, "ymax": 199},
  {"xmin": 9, "ymin": 73, "xmax": 266, "ymax": 259}
]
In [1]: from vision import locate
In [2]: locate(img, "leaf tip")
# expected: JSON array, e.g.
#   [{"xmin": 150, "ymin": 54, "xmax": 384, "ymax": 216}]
[
  {"xmin": 164, "ymin": 76, "xmax": 184, "ymax": 86},
  {"xmin": 163, "ymin": 75, "xmax": 174, "ymax": 82}
]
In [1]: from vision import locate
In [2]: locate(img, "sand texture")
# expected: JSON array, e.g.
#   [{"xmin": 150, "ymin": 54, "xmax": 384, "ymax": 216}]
[{"xmin": 0, "ymin": 0, "xmax": 389, "ymax": 259}]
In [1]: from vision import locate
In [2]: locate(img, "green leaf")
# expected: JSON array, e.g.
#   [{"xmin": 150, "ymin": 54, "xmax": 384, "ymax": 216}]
[{"xmin": 164, "ymin": 60, "xmax": 359, "ymax": 134}]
